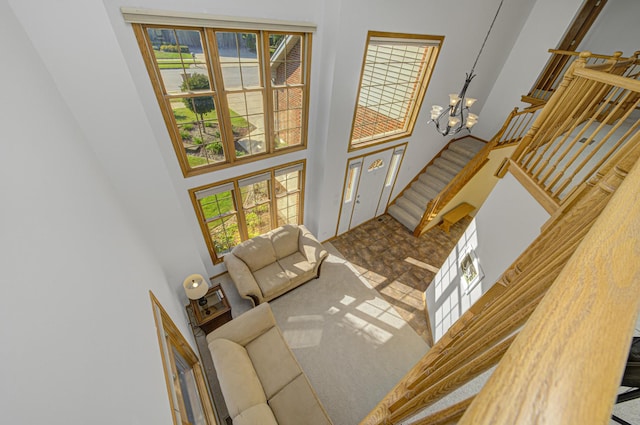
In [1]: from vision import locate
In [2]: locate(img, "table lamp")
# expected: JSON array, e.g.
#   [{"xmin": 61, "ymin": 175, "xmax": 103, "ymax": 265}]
[{"xmin": 183, "ymin": 274, "xmax": 209, "ymax": 309}]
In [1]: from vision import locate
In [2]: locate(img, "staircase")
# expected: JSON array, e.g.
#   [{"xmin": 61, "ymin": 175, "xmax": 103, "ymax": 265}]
[{"xmin": 388, "ymin": 137, "xmax": 486, "ymax": 231}]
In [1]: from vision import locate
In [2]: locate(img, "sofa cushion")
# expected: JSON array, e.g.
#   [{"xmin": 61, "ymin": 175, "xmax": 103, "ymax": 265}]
[
  {"xmin": 270, "ymin": 224, "xmax": 300, "ymax": 259},
  {"xmin": 253, "ymin": 262, "xmax": 290, "ymax": 298},
  {"xmin": 278, "ymin": 252, "xmax": 315, "ymax": 280},
  {"xmin": 246, "ymin": 327, "xmax": 302, "ymax": 399},
  {"xmin": 269, "ymin": 374, "xmax": 332, "ymax": 425},
  {"xmin": 233, "ymin": 403, "xmax": 278, "ymax": 425},
  {"xmin": 232, "ymin": 235, "xmax": 276, "ymax": 271},
  {"xmin": 209, "ymin": 338, "xmax": 266, "ymax": 418}
]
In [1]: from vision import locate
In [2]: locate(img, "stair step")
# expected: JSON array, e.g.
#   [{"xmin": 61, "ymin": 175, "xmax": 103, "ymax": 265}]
[
  {"xmin": 388, "ymin": 204, "xmax": 419, "ymax": 231},
  {"xmin": 449, "ymin": 138, "xmax": 486, "ymax": 158},
  {"xmin": 441, "ymin": 149, "xmax": 471, "ymax": 168},
  {"xmin": 404, "ymin": 188, "xmax": 430, "ymax": 207},
  {"xmin": 411, "ymin": 180, "xmax": 440, "ymax": 199},
  {"xmin": 427, "ymin": 164, "xmax": 457, "ymax": 183},
  {"xmin": 434, "ymin": 157, "xmax": 464, "ymax": 175},
  {"xmin": 396, "ymin": 197, "xmax": 425, "ymax": 220},
  {"xmin": 418, "ymin": 174, "xmax": 446, "ymax": 193}
]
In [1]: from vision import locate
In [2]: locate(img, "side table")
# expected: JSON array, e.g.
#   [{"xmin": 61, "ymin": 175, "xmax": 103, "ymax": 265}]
[{"xmin": 187, "ymin": 284, "xmax": 232, "ymax": 335}]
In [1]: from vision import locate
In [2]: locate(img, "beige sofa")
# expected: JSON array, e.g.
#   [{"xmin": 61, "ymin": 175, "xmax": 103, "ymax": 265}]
[
  {"xmin": 207, "ymin": 303, "xmax": 333, "ymax": 425},
  {"xmin": 224, "ymin": 224, "xmax": 328, "ymax": 306}
]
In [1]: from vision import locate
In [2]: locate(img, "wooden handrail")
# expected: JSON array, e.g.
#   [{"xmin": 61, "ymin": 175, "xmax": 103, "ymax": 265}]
[
  {"xmin": 524, "ymin": 49, "xmax": 629, "ymax": 104},
  {"xmin": 458, "ymin": 145, "xmax": 640, "ymax": 425},
  {"xmin": 512, "ymin": 50, "xmax": 640, "ymax": 208},
  {"xmin": 548, "ymin": 48, "xmax": 623, "ymax": 60},
  {"xmin": 412, "ymin": 104, "xmax": 542, "ymax": 236}
]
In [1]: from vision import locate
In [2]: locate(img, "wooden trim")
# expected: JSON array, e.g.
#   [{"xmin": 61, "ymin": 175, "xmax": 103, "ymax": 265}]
[
  {"xmin": 149, "ymin": 291, "xmax": 218, "ymax": 425},
  {"xmin": 529, "ymin": 0, "xmax": 607, "ymax": 94},
  {"xmin": 334, "ymin": 142, "xmax": 407, "ymax": 237},
  {"xmin": 132, "ymin": 23, "xmax": 311, "ymax": 178},
  {"xmin": 189, "ymin": 159, "xmax": 306, "ymax": 264},
  {"xmin": 347, "ymin": 32, "xmax": 444, "ymax": 152},
  {"xmin": 507, "ymin": 160, "xmax": 558, "ymax": 214},
  {"xmin": 122, "ymin": 7, "xmax": 317, "ymax": 32}
]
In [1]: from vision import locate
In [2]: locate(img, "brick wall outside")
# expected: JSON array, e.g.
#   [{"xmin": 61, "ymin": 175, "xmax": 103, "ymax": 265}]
[
  {"xmin": 273, "ymin": 39, "xmax": 303, "ymax": 147},
  {"xmin": 351, "ymin": 105, "xmax": 405, "ymax": 142}
]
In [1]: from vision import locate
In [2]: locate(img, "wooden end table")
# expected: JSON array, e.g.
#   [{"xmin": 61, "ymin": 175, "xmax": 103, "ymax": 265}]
[{"xmin": 187, "ymin": 284, "xmax": 232, "ymax": 335}]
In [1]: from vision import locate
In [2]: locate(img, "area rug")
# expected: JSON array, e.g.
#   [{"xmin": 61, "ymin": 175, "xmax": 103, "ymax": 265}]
[{"xmin": 268, "ymin": 243, "xmax": 428, "ymax": 425}]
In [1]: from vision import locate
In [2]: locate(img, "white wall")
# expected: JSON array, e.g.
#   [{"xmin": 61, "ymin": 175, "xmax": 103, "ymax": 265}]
[
  {"xmin": 0, "ymin": 1, "xmax": 188, "ymax": 423},
  {"xmin": 313, "ymin": 0, "xmax": 537, "ymax": 242},
  {"xmin": 579, "ymin": 0, "xmax": 640, "ymax": 57},
  {"xmin": 426, "ymin": 173, "xmax": 548, "ymax": 341}
]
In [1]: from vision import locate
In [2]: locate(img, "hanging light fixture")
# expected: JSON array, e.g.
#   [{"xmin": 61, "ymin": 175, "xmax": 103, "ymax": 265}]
[{"xmin": 429, "ymin": 0, "xmax": 504, "ymax": 136}]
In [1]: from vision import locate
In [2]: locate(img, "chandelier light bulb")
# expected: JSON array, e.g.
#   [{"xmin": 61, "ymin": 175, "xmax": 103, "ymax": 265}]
[
  {"xmin": 449, "ymin": 94, "xmax": 460, "ymax": 106},
  {"xmin": 448, "ymin": 117, "xmax": 460, "ymax": 127},
  {"xmin": 431, "ymin": 105, "xmax": 443, "ymax": 120},
  {"xmin": 465, "ymin": 98, "xmax": 477, "ymax": 107}
]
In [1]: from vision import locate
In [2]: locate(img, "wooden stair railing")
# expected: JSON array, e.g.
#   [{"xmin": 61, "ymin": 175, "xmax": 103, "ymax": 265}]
[
  {"xmin": 412, "ymin": 104, "xmax": 542, "ymax": 237},
  {"xmin": 359, "ymin": 127, "xmax": 640, "ymax": 425},
  {"xmin": 510, "ymin": 52, "xmax": 640, "ymax": 213},
  {"xmin": 522, "ymin": 48, "xmax": 639, "ymax": 105},
  {"xmin": 459, "ymin": 133, "xmax": 640, "ymax": 425}
]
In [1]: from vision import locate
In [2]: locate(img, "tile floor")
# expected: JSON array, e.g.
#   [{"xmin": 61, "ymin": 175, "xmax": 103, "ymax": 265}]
[{"xmin": 330, "ymin": 214, "xmax": 472, "ymax": 345}]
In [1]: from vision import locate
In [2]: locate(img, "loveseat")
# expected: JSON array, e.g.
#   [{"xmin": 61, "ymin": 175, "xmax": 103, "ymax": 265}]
[
  {"xmin": 207, "ymin": 303, "xmax": 333, "ymax": 425},
  {"xmin": 224, "ymin": 224, "xmax": 328, "ymax": 306}
]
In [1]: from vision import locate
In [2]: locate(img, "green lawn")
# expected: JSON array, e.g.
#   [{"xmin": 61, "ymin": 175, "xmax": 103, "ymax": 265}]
[
  {"xmin": 172, "ymin": 105, "xmax": 251, "ymax": 128},
  {"xmin": 154, "ymin": 52, "xmax": 197, "ymax": 69},
  {"xmin": 154, "ymin": 51, "xmax": 194, "ymax": 60},
  {"xmin": 187, "ymin": 155, "xmax": 209, "ymax": 167}
]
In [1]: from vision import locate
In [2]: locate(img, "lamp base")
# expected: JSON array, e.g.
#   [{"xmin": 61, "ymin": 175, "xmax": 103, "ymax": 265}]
[{"xmin": 198, "ymin": 297, "xmax": 211, "ymax": 315}]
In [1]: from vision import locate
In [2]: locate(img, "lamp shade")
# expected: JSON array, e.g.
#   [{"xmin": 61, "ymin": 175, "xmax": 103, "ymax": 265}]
[{"xmin": 183, "ymin": 274, "xmax": 208, "ymax": 300}]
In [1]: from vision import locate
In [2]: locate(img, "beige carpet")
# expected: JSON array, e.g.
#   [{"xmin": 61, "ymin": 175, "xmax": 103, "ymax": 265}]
[{"xmin": 267, "ymin": 243, "xmax": 428, "ymax": 425}]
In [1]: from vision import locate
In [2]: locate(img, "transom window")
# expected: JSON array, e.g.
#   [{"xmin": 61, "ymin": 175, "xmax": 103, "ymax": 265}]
[
  {"xmin": 349, "ymin": 32, "xmax": 443, "ymax": 150},
  {"xmin": 133, "ymin": 24, "xmax": 311, "ymax": 176},
  {"xmin": 191, "ymin": 161, "xmax": 305, "ymax": 263}
]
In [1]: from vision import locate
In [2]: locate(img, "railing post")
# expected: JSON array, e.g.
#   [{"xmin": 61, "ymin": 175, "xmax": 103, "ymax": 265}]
[{"xmin": 512, "ymin": 52, "xmax": 592, "ymax": 164}]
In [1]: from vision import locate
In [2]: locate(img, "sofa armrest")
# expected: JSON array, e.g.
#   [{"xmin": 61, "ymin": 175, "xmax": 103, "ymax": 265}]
[
  {"xmin": 206, "ymin": 303, "xmax": 276, "ymax": 346},
  {"xmin": 225, "ymin": 253, "xmax": 263, "ymax": 306},
  {"xmin": 298, "ymin": 225, "xmax": 328, "ymax": 267}
]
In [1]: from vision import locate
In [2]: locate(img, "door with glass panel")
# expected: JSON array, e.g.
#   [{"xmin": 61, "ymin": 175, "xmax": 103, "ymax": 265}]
[{"xmin": 337, "ymin": 145, "xmax": 405, "ymax": 235}]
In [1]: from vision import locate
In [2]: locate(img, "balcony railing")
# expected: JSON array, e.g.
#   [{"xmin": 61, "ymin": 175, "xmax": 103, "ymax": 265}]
[{"xmin": 523, "ymin": 49, "xmax": 640, "ymax": 105}]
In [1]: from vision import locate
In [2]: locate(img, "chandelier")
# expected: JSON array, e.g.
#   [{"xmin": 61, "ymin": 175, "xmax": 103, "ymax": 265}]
[{"xmin": 429, "ymin": 0, "xmax": 504, "ymax": 136}]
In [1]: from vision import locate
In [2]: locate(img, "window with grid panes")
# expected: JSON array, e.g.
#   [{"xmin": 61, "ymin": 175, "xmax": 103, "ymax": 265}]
[
  {"xmin": 191, "ymin": 161, "xmax": 305, "ymax": 263},
  {"xmin": 133, "ymin": 25, "xmax": 311, "ymax": 176},
  {"xmin": 275, "ymin": 163, "xmax": 304, "ymax": 227},
  {"xmin": 349, "ymin": 32, "xmax": 443, "ymax": 150}
]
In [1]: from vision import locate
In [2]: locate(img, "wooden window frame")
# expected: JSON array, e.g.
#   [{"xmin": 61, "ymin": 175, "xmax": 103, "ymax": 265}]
[
  {"xmin": 150, "ymin": 291, "xmax": 218, "ymax": 425},
  {"xmin": 132, "ymin": 23, "xmax": 312, "ymax": 177},
  {"xmin": 348, "ymin": 31, "xmax": 443, "ymax": 151},
  {"xmin": 190, "ymin": 160, "xmax": 306, "ymax": 264}
]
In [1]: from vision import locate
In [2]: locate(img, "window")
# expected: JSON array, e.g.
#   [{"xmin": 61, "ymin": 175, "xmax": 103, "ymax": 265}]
[
  {"xmin": 150, "ymin": 292, "xmax": 218, "ymax": 425},
  {"xmin": 191, "ymin": 161, "xmax": 305, "ymax": 263},
  {"xmin": 133, "ymin": 24, "xmax": 311, "ymax": 176},
  {"xmin": 349, "ymin": 32, "xmax": 443, "ymax": 150}
]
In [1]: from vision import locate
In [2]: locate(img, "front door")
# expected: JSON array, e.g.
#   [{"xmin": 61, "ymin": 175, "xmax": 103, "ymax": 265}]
[{"xmin": 349, "ymin": 149, "xmax": 394, "ymax": 229}]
